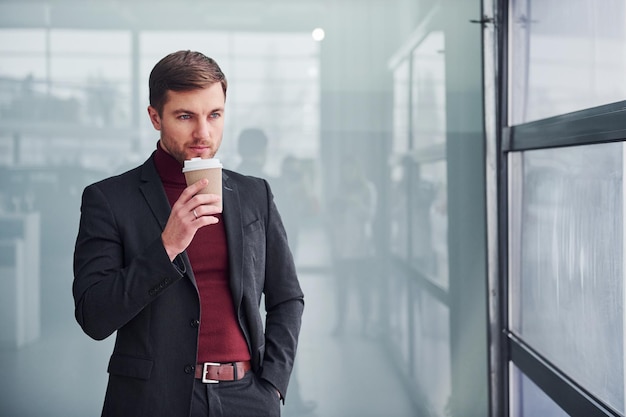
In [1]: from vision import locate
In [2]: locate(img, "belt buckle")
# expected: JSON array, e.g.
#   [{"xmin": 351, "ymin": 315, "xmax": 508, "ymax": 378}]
[{"xmin": 202, "ymin": 362, "xmax": 221, "ymax": 384}]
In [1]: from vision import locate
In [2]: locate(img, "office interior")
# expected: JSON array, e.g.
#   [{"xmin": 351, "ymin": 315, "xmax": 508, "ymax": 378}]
[{"xmin": 1, "ymin": 0, "xmax": 624, "ymax": 416}]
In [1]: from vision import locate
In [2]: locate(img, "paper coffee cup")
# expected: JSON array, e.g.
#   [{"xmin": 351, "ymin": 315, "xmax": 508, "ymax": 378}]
[{"xmin": 182, "ymin": 157, "xmax": 223, "ymax": 211}]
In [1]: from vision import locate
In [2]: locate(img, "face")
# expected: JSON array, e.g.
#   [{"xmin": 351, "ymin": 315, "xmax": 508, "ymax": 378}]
[{"xmin": 147, "ymin": 82, "xmax": 225, "ymax": 164}]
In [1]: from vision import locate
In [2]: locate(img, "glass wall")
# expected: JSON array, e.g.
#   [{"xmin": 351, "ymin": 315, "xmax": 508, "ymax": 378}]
[
  {"xmin": 509, "ymin": 0, "xmax": 626, "ymax": 124},
  {"xmin": 390, "ymin": 28, "xmax": 452, "ymax": 417},
  {"xmin": 504, "ymin": 0, "xmax": 626, "ymax": 415},
  {"xmin": 387, "ymin": 1, "xmax": 488, "ymax": 416},
  {"xmin": 509, "ymin": 144, "xmax": 624, "ymax": 412},
  {"xmin": 510, "ymin": 365, "xmax": 570, "ymax": 417}
]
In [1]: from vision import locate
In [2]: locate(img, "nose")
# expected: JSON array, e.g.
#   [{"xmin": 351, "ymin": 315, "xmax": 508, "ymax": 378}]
[{"xmin": 193, "ymin": 118, "xmax": 211, "ymax": 140}]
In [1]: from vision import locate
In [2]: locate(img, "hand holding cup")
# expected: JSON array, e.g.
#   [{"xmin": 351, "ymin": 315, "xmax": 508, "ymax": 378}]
[{"xmin": 182, "ymin": 157, "xmax": 223, "ymax": 212}]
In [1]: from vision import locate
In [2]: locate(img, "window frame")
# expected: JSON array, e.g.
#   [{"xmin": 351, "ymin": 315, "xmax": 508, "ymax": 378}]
[{"xmin": 492, "ymin": 0, "xmax": 626, "ymax": 415}]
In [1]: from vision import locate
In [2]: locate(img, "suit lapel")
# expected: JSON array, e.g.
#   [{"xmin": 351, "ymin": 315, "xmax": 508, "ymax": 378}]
[
  {"xmin": 138, "ymin": 156, "xmax": 195, "ymax": 286},
  {"xmin": 222, "ymin": 171, "xmax": 244, "ymax": 307},
  {"xmin": 139, "ymin": 157, "xmax": 170, "ymax": 229}
]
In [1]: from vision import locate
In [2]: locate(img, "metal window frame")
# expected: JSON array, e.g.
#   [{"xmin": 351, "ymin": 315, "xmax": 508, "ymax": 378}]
[{"xmin": 485, "ymin": 0, "xmax": 626, "ymax": 415}]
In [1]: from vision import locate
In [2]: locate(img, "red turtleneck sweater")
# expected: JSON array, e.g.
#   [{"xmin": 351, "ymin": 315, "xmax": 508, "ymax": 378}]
[{"xmin": 154, "ymin": 143, "xmax": 250, "ymax": 364}]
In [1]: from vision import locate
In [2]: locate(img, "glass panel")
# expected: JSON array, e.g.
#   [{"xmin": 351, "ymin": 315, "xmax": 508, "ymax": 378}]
[
  {"xmin": 392, "ymin": 58, "xmax": 410, "ymax": 156},
  {"xmin": 0, "ymin": 29, "xmax": 133, "ymax": 166},
  {"xmin": 230, "ymin": 58, "xmax": 317, "ymax": 81},
  {"xmin": 51, "ymin": 30, "xmax": 131, "ymax": 55},
  {"xmin": 0, "ymin": 56, "xmax": 48, "ymax": 79},
  {"xmin": 139, "ymin": 31, "xmax": 231, "ymax": 58},
  {"xmin": 232, "ymin": 32, "xmax": 317, "ymax": 56},
  {"xmin": 49, "ymin": 30, "xmax": 132, "ymax": 128},
  {"xmin": 390, "ymin": 59, "xmax": 411, "ymax": 259},
  {"xmin": 410, "ymin": 158, "xmax": 448, "ymax": 287},
  {"xmin": 411, "ymin": 31, "xmax": 446, "ymax": 148},
  {"xmin": 509, "ymin": 0, "xmax": 626, "ymax": 124},
  {"xmin": 0, "ymin": 28, "xmax": 46, "ymax": 53},
  {"xmin": 413, "ymin": 289, "xmax": 451, "ymax": 416},
  {"xmin": 408, "ymin": 31, "xmax": 448, "ymax": 287},
  {"xmin": 390, "ymin": 156, "xmax": 410, "ymax": 258},
  {"xmin": 0, "ymin": 134, "xmax": 13, "ymax": 165},
  {"xmin": 0, "ymin": 29, "xmax": 47, "ymax": 124},
  {"xmin": 510, "ymin": 364, "xmax": 571, "ymax": 417},
  {"xmin": 392, "ymin": 273, "xmax": 411, "ymax": 366},
  {"xmin": 509, "ymin": 142, "xmax": 624, "ymax": 412}
]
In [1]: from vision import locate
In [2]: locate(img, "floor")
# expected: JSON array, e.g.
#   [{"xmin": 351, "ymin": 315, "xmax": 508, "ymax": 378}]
[{"xmin": 0, "ymin": 225, "xmax": 418, "ymax": 417}]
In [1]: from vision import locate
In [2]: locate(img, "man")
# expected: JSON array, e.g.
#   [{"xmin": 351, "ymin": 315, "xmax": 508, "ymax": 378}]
[{"xmin": 73, "ymin": 50, "xmax": 304, "ymax": 417}]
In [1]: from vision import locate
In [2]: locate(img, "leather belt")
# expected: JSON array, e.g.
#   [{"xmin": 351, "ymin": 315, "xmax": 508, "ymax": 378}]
[{"xmin": 194, "ymin": 361, "xmax": 251, "ymax": 384}]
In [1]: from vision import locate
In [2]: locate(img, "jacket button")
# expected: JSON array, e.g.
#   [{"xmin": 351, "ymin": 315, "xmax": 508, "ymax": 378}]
[
  {"xmin": 190, "ymin": 319, "xmax": 200, "ymax": 328},
  {"xmin": 184, "ymin": 365, "xmax": 194, "ymax": 374}
]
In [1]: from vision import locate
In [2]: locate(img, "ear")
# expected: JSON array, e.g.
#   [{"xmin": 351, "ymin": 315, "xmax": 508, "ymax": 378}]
[{"xmin": 147, "ymin": 106, "xmax": 161, "ymax": 130}]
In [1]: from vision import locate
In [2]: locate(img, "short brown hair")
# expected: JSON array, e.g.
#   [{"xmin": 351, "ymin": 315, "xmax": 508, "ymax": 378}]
[{"xmin": 149, "ymin": 50, "xmax": 227, "ymax": 115}]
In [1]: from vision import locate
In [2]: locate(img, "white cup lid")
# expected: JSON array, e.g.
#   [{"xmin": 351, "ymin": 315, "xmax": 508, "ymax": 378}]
[{"xmin": 182, "ymin": 157, "xmax": 223, "ymax": 172}]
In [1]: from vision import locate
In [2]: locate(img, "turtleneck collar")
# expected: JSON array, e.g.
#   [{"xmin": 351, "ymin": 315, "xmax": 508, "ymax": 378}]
[{"xmin": 154, "ymin": 141, "xmax": 186, "ymax": 186}]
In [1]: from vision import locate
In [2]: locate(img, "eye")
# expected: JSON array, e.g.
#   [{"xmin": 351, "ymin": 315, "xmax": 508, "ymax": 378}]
[
  {"xmin": 178, "ymin": 114, "xmax": 191, "ymax": 120},
  {"xmin": 210, "ymin": 112, "xmax": 221, "ymax": 119}
]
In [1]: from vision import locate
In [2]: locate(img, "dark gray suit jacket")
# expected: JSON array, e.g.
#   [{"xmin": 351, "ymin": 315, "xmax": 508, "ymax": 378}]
[{"xmin": 73, "ymin": 154, "xmax": 304, "ymax": 417}]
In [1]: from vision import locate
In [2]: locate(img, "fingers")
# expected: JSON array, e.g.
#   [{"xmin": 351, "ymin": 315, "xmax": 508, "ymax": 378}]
[
  {"xmin": 178, "ymin": 179, "xmax": 208, "ymax": 204},
  {"xmin": 179, "ymin": 179, "xmax": 222, "ymax": 212},
  {"xmin": 190, "ymin": 198, "xmax": 222, "ymax": 218},
  {"xmin": 161, "ymin": 180, "xmax": 222, "ymax": 261},
  {"xmin": 190, "ymin": 211, "xmax": 220, "ymax": 227},
  {"xmin": 162, "ymin": 209, "xmax": 219, "ymax": 261}
]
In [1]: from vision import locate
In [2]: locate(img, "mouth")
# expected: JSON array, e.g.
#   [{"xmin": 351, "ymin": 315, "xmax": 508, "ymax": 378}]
[{"xmin": 189, "ymin": 145, "xmax": 210, "ymax": 153}]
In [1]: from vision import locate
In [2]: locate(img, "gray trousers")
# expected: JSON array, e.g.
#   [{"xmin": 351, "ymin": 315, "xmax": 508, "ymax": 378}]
[{"xmin": 190, "ymin": 372, "xmax": 281, "ymax": 417}]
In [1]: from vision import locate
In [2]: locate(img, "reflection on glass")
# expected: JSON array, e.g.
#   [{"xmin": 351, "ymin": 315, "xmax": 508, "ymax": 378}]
[
  {"xmin": 388, "ymin": 26, "xmax": 452, "ymax": 417},
  {"xmin": 510, "ymin": 364, "xmax": 571, "ymax": 417},
  {"xmin": 390, "ymin": 31, "xmax": 449, "ymax": 287},
  {"xmin": 413, "ymin": 290, "xmax": 451, "ymax": 416},
  {"xmin": 391, "ymin": 59, "xmax": 411, "ymax": 258},
  {"xmin": 388, "ymin": 155, "xmax": 448, "ymax": 287},
  {"xmin": 509, "ymin": 0, "xmax": 626, "ymax": 124},
  {"xmin": 410, "ymin": 159, "xmax": 448, "ymax": 287},
  {"xmin": 509, "ymin": 142, "xmax": 624, "ymax": 412},
  {"xmin": 390, "ymin": 157, "xmax": 410, "ymax": 258},
  {"xmin": 408, "ymin": 31, "xmax": 448, "ymax": 287},
  {"xmin": 392, "ymin": 58, "xmax": 410, "ymax": 156},
  {"xmin": 411, "ymin": 31, "xmax": 445, "ymax": 147}
]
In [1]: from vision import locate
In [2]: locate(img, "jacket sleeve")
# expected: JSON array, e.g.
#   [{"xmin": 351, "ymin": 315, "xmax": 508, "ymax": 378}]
[
  {"xmin": 72, "ymin": 182, "xmax": 185, "ymax": 341},
  {"xmin": 258, "ymin": 180, "xmax": 305, "ymax": 400}
]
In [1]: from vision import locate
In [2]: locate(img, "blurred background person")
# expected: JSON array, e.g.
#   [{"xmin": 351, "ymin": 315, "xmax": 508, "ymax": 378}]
[
  {"xmin": 236, "ymin": 128, "xmax": 270, "ymax": 179},
  {"xmin": 328, "ymin": 156, "xmax": 377, "ymax": 338},
  {"xmin": 237, "ymin": 127, "xmax": 317, "ymax": 416},
  {"xmin": 273, "ymin": 155, "xmax": 319, "ymax": 259}
]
